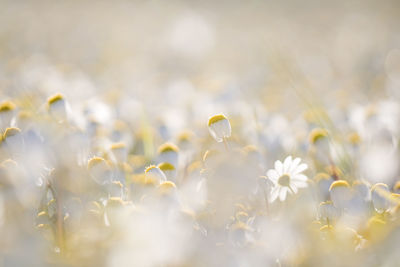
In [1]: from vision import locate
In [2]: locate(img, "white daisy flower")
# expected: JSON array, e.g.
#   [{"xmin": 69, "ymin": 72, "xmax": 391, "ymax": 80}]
[
  {"xmin": 157, "ymin": 142, "xmax": 179, "ymax": 167},
  {"xmin": 0, "ymin": 101, "xmax": 16, "ymax": 132},
  {"xmin": 145, "ymin": 165, "xmax": 167, "ymax": 185},
  {"xmin": 110, "ymin": 142, "xmax": 128, "ymax": 163},
  {"xmin": 329, "ymin": 180, "xmax": 352, "ymax": 209},
  {"xmin": 88, "ymin": 157, "xmax": 112, "ymax": 185},
  {"xmin": 47, "ymin": 94, "xmax": 70, "ymax": 123},
  {"xmin": 371, "ymin": 183, "xmax": 391, "ymax": 214},
  {"xmin": 266, "ymin": 156, "xmax": 308, "ymax": 202},
  {"xmin": 207, "ymin": 114, "xmax": 231, "ymax": 143},
  {"xmin": 319, "ymin": 200, "xmax": 340, "ymax": 223}
]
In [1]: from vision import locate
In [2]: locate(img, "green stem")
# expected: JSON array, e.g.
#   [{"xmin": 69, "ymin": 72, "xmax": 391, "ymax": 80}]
[{"xmin": 47, "ymin": 180, "xmax": 65, "ymax": 254}]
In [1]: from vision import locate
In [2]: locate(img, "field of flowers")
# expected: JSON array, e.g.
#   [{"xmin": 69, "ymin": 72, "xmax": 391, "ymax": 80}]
[{"xmin": 1, "ymin": 0, "xmax": 400, "ymax": 266}]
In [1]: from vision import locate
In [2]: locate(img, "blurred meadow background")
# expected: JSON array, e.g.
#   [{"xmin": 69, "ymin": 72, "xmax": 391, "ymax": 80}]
[{"xmin": 1, "ymin": 0, "xmax": 400, "ymax": 266}]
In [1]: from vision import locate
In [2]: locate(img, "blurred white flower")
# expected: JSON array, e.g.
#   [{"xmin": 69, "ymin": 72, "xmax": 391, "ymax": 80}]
[
  {"xmin": 329, "ymin": 180, "xmax": 352, "ymax": 210},
  {"xmin": 360, "ymin": 142, "xmax": 398, "ymax": 184},
  {"xmin": 167, "ymin": 12, "xmax": 215, "ymax": 58},
  {"xmin": 109, "ymin": 142, "xmax": 128, "ymax": 163},
  {"xmin": 158, "ymin": 162, "xmax": 177, "ymax": 182},
  {"xmin": 207, "ymin": 114, "xmax": 231, "ymax": 143},
  {"xmin": 371, "ymin": 183, "xmax": 391, "ymax": 214},
  {"xmin": 319, "ymin": 201, "xmax": 340, "ymax": 223},
  {"xmin": 267, "ymin": 156, "xmax": 308, "ymax": 202},
  {"xmin": 157, "ymin": 143, "xmax": 179, "ymax": 167},
  {"xmin": 145, "ymin": 165, "xmax": 167, "ymax": 185},
  {"xmin": 47, "ymin": 94, "xmax": 70, "ymax": 123},
  {"xmin": 88, "ymin": 157, "xmax": 112, "ymax": 185},
  {"xmin": 0, "ymin": 101, "xmax": 16, "ymax": 132}
]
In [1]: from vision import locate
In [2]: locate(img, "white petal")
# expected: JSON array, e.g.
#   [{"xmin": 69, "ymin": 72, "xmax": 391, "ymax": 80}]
[
  {"xmin": 274, "ymin": 160, "xmax": 283, "ymax": 175},
  {"xmin": 289, "ymin": 157, "xmax": 301, "ymax": 173},
  {"xmin": 294, "ymin": 163, "xmax": 308, "ymax": 174},
  {"xmin": 269, "ymin": 186, "xmax": 280, "ymax": 203},
  {"xmin": 267, "ymin": 169, "xmax": 279, "ymax": 182},
  {"xmin": 292, "ymin": 174, "xmax": 308, "ymax": 182},
  {"xmin": 289, "ymin": 183, "xmax": 298, "ymax": 194},
  {"xmin": 293, "ymin": 180, "xmax": 308, "ymax": 188},
  {"xmin": 283, "ymin": 156, "xmax": 292, "ymax": 173},
  {"xmin": 279, "ymin": 187, "xmax": 288, "ymax": 201}
]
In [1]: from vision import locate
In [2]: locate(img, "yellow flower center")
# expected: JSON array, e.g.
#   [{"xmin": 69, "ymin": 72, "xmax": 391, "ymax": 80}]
[{"xmin": 278, "ymin": 174, "xmax": 291, "ymax": 187}]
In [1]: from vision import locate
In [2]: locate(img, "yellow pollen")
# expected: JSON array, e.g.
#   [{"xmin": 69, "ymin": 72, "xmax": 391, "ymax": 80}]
[
  {"xmin": 329, "ymin": 180, "xmax": 350, "ymax": 191},
  {"xmin": 88, "ymin": 157, "xmax": 106, "ymax": 169},
  {"xmin": 111, "ymin": 142, "xmax": 126, "ymax": 150},
  {"xmin": 145, "ymin": 165, "xmax": 158, "ymax": 173},
  {"xmin": 278, "ymin": 174, "xmax": 291, "ymax": 187},
  {"xmin": 309, "ymin": 128, "xmax": 328, "ymax": 144},
  {"xmin": 394, "ymin": 181, "xmax": 400, "ymax": 191},
  {"xmin": 158, "ymin": 162, "xmax": 175, "ymax": 171},
  {"xmin": 0, "ymin": 101, "xmax": 16, "ymax": 112},
  {"xmin": 208, "ymin": 114, "xmax": 228, "ymax": 126},
  {"xmin": 3, "ymin": 127, "xmax": 21, "ymax": 139},
  {"xmin": 47, "ymin": 94, "xmax": 64, "ymax": 105},
  {"xmin": 158, "ymin": 142, "xmax": 179, "ymax": 153}
]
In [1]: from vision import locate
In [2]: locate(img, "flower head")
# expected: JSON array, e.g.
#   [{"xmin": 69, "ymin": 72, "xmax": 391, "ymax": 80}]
[
  {"xmin": 157, "ymin": 142, "xmax": 179, "ymax": 167},
  {"xmin": 110, "ymin": 142, "xmax": 128, "ymax": 163},
  {"xmin": 145, "ymin": 165, "xmax": 167, "ymax": 185},
  {"xmin": 207, "ymin": 114, "xmax": 231, "ymax": 143},
  {"xmin": 371, "ymin": 183, "xmax": 391, "ymax": 214},
  {"xmin": 0, "ymin": 101, "xmax": 16, "ymax": 132},
  {"xmin": 47, "ymin": 93, "xmax": 69, "ymax": 122},
  {"xmin": 266, "ymin": 156, "xmax": 308, "ymax": 202},
  {"xmin": 309, "ymin": 128, "xmax": 328, "ymax": 145},
  {"xmin": 88, "ymin": 157, "xmax": 112, "ymax": 185},
  {"xmin": 329, "ymin": 180, "xmax": 351, "ymax": 209},
  {"xmin": 158, "ymin": 162, "xmax": 177, "ymax": 182}
]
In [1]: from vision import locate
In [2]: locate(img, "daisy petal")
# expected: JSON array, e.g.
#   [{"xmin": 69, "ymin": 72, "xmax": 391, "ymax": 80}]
[
  {"xmin": 289, "ymin": 183, "xmax": 298, "ymax": 194},
  {"xmin": 274, "ymin": 160, "xmax": 283, "ymax": 175},
  {"xmin": 267, "ymin": 169, "xmax": 279, "ymax": 182},
  {"xmin": 270, "ymin": 186, "xmax": 280, "ymax": 203},
  {"xmin": 293, "ymin": 180, "xmax": 308, "ymax": 188},
  {"xmin": 279, "ymin": 187, "xmax": 287, "ymax": 201},
  {"xmin": 292, "ymin": 174, "xmax": 308, "ymax": 182},
  {"xmin": 283, "ymin": 156, "xmax": 292, "ymax": 173},
  {"xmin": 294, "ymin": 163, "xmax": 308, "ymax": 174},
  {"xmin": 289, "ymin": 157, "xmax": 301, "ymax": 173}
]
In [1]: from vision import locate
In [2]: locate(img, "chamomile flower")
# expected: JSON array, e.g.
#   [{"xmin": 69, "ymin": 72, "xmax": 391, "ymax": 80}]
[
  {"xmin": 110, "ymin": 142, "xmax": 128, "ymax": 163},
  {"xmin": 309, "ymin": 128, "xmax": 330, "ymax": 165},
  {"xmin": 393, "ymin": 181, "xmax": 400, "ymax": 193},
  {"xmin": 145, "ymin": 165, "xmax": 167, "ymax": 185},
  {"xmin": 329, "ymin": 180, "xmax": 351, "ymax": 210},
  {"xmin": 266, "ymin": 156, "xmax": 308, "ymax": 202},
  {"xmin": 315, "ymin": 173, "xmax": 334, "ymax": 201},
  {"xmin": 158, "ymin": 162, "xmax": 177, "ymax": 182},
  {"xmin": 88, "ymin": 157, "xmax": 112, "ymax": 185},
  {"xmin": 0, "ymin": 101, "xmax": 16, "ymax": 131},
  {"xmin": 371, "ymin": 183, "xmax": 391, "ymax": 214},
  {"xmin": 207, "ymin": 114, "xmax": 231, "ymax": 143},
  {"xmin": 47, "ymin": 93, "xmax": 69, "ymax": 122},
  {"xmin": 319, "ymin": 201, "xmax": 340, "ymax": 224},
  {"xmin": 157, "ymin": 142, "xmax": 179, "ymax": 167},
  {"xmin": 2, "ymin": 127, "xmax": 23, "ymax": 157}
]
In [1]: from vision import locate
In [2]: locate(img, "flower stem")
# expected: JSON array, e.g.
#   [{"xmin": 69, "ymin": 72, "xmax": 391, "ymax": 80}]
[
  {"xmin": 222, "ymin": 137, "xmax": 229, "ymax": 151},
  {"xmin": 47, "ymin": 180, "xmax": 65, "ymax": 254}
]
